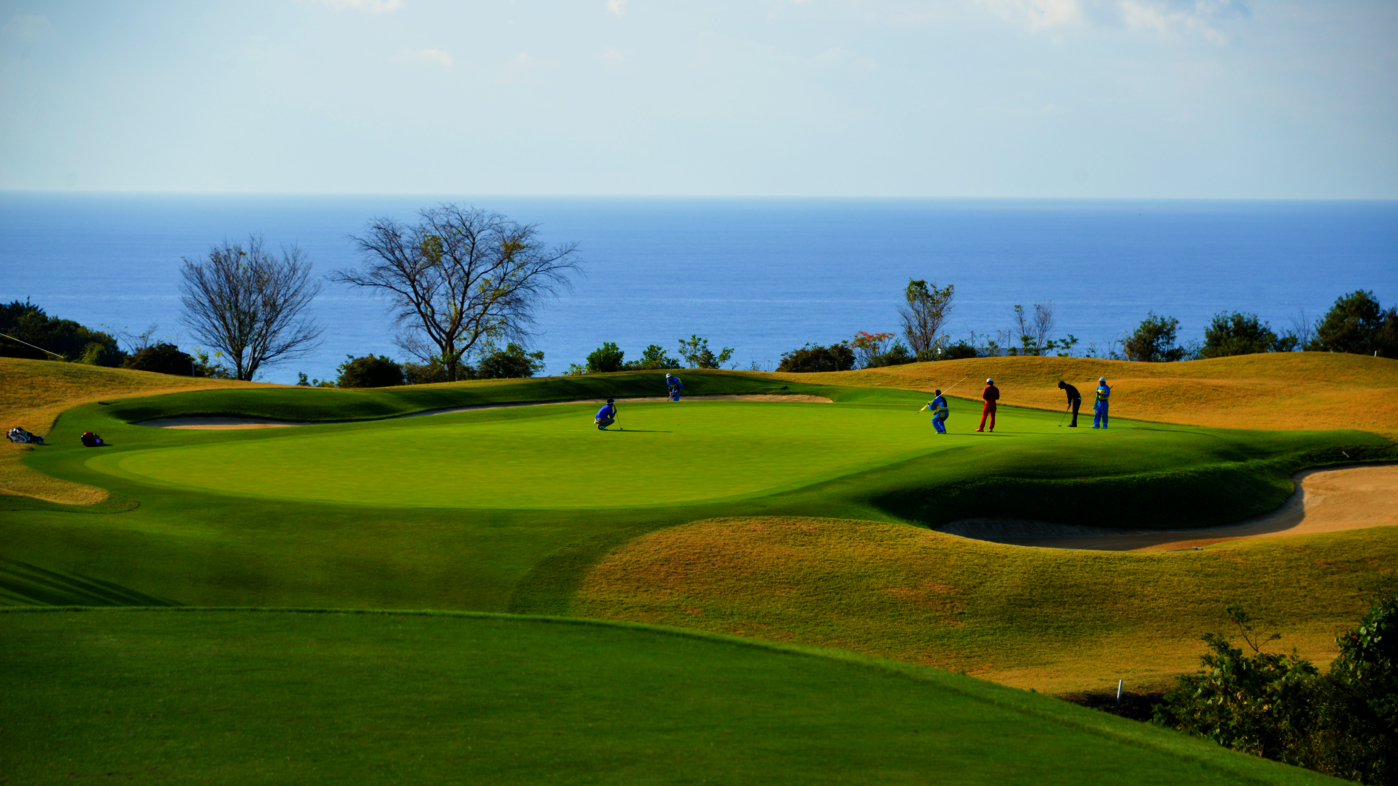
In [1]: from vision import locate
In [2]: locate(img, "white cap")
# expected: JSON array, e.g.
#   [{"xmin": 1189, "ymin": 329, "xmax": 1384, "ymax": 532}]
[
  {"xmin": 986, "ymin": 378, "xmax": 993, "ymax": 384},
  {"xmin": 1099, "ymin": 377, "xmax": 1106, "ymax": 382},
  {"xmin": 666, "ymin": 373, "xmax": 673, "ymax": 377}
]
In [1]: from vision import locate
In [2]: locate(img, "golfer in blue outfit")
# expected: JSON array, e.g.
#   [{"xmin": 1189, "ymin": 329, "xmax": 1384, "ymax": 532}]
[
  {"xmin": 666, "ymin": 373, "xmax": 683, "ymax": 402},
  {"xmin": 595, "ymin": 398, "xmax": 618, "ymax": 430},
  {"xmin": 920, "ymin": 390, "xmax": 950, "ymax": 434},
  {"xmin": 1093, "ymin": 377, "xmax": 1111, "ymax": 429}
]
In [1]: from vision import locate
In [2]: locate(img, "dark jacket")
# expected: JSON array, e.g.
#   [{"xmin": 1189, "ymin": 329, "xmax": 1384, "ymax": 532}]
[
  {"xmin": 983, "ymin": 385, "xmax": 1000, "ymax": 402},
  {"xmin": 1062, "ymin": 383, "xmax": 1081, "ymax": 402}
]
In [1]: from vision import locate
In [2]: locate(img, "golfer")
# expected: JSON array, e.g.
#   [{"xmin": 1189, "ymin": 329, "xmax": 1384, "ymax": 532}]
[
  {"xmin": 665, "ymin": 373, "xmax": 683, "ymax": 402},
  {"xmin": 1058, "ymin": 380, "xmax": 1082, "ymax": 428},
  {"xmin": 977, "ymin": 378, "xmax": 999, "ymax": 433},
  {"xmin": 595, "ymin": 398, "xmax": 618, "ymax": 431},
  {"xmin": 1093, "ymin": 377, "xmax": 1111, "ymax": 429},
  {"xmin": 920, "ymin": 390, "xmax": 950, "ymax": 434}
]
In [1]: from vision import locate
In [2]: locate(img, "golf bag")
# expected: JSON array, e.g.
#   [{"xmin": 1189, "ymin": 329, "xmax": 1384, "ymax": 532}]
[
  {"xmin": 7, "ymin": 427, "xmax": 43, "ymax": 445},
  {"xmin": 80, "ymin": 431, "xmax": 104, "ymax": 448}
]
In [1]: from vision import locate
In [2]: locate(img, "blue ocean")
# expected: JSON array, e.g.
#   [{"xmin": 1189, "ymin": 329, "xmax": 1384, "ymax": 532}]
[{"xmin": 2, "ymin": 194, "xmax": 1395, "ymax": 384}]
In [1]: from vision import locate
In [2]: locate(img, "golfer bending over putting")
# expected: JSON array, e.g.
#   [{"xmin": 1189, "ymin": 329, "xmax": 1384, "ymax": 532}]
[
  {"xmin": 666, "ymin": 373, "xmax": 683, "ymax": 402},
  {"xmin": 920, "ymin": 390, "xmax": 950, "ymax": 434},
  {"xmin": 1058, "ymin": 380, "xmax": 1082, "ymax": 428},
  {"xmin": 595, "ymin": 398, "xmax": 618, "ymax": 431},
  {"xmin": 977, "ymin": 378, "xmax": 999, "ymax": 433},
  {"xmin": 1093, "ymin": 377, "xmax": 1111, "ymax": 429}
]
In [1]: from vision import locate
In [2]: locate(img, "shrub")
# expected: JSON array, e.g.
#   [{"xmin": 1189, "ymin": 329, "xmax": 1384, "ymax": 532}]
[
  {"xmin": 776, "ymin": 342, "xmax": 855, "ymax": 373},
  {"xmin": 943, "ymin": 341, "xmax": 978, "ymax": 360},
  {"xmin": 585, "ymin": 342, "xmax": 625, "ymax": 374},
  {"xmin": 677, "ymin": 335, "xmax": 734, "ymax": 369},
  {"xmin": 478, "ymin": 343, "xmax": 545, "ymax": 379},
  {"xmin": 1123, "ymin": 312, "xmax": 1187, "ymax": 362},
  {"xmin": 122, "ymin": 343, "xmax": 195, "ymax": 376},
  {"xmin": 402, "ymin": 358, "xmax": 470, "ymax": 385},
  {"xmin": 336, "ymin": 355, "xmax": 406, "ymax": 388}
]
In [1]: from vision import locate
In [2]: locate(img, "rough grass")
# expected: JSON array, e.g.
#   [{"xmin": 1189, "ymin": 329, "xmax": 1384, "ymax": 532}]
[
  {"xmin": 574, "ymin": 516, "xmax": 1398, "ymax": 695},
  {"xmin": 0, "ymin": 608, "xmax": 1338, "ymax": 785},
  {"xmin": 0, "ymin": 358, "xmax": 256, "ymax": 503},
  {"xmin": 780, "ymin": 353, "xmax": 1398, "ymax": 439}
]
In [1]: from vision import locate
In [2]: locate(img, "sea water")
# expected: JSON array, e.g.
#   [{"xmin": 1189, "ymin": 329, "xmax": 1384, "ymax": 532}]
[{"xmin": 1, "ymin": 193, "xmax": 1394, "ymax": 384}]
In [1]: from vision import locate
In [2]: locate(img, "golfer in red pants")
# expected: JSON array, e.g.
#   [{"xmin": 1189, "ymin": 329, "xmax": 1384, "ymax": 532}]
[{"xmin": 977, "ymin": 378, "xmax": 999, "ymax": 432}]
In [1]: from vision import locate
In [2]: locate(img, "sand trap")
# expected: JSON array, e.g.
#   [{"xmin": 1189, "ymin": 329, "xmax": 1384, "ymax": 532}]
[
  {"xmin": 939, "ymin": 463, "xmax": 1398, "ymax": 551},
  {"xmin": 139, "ymin": 394, "xmax": 833, "ymax": 430}
]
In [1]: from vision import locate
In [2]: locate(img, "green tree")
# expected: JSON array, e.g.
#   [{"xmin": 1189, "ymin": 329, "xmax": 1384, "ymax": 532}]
[
  {"xmin": 0, "ymin": 300, "xmax": 124, "ymax": 365},
  {"xmin": 1308, "ymin": 290, "xmax": 1398, "ymax": 358},
  {"xmin": 677, "ymin": 335, "xmax": 734, "ymax": 369},
  {"xmin": 1201, "ymin": 312, "xmax": 1296, "ymax": 358},
  {"xmin": 1123, "ymin": 312, "xmax": 1187, "ymax": 362},
  {"xmin": 478, "ymin": 343, "xmax": 545, "ymax": 379},
  {"xmin": 585, "ymin": 342, "xmax": 625, "ymax": 373},
  {"xmin": 336, "ymin": 354, "xmax": 406, "ymax": 388},
  {"xmin": 898, "ymin": 280, "xmax": 955, "ymax": 361}
]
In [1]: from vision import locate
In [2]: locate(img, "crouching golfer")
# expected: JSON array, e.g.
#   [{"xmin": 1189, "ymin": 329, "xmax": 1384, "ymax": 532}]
[
  {"xmin": 595, "ymin": 398, "xmax": 618, "ymax": 431},
  {"xmin": 977, "ymin": 378, "xmax": 999, "ymax": 433},
  {"xmin": 1093, "ymin": 377, "xmax": 1111, "ymax": 429},
  {"xmin": 1058, "ymin": 380, "xmax": 1082, "ymax": 427},
  {"xmin": 665, "ymin": 373, "xmax": 683, "ymax": 402},
  {"xmin": 920, "ymin": 390, "xmax": 950, "ymax": 434}
]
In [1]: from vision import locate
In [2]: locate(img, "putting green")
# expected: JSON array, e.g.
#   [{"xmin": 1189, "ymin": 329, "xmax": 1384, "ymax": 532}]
[{"xmin": 90, "ymin": 400, "xmax": 1109, "ymax": 509}]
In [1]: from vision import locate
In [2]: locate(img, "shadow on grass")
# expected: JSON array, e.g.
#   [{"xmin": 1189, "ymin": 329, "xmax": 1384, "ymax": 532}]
[{"xmin": 0, "ymin": 558, "xmax": 178, "ymax": 607}]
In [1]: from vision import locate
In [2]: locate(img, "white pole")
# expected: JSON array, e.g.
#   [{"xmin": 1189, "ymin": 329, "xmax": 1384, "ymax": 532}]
[{"xmin": 1116, "ymin": 679, "xmax": 1123, "ymax": 703}]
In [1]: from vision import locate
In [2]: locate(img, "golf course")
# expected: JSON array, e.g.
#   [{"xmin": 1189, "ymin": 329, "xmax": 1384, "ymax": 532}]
[{"xmin": 3, "ymin": 353, "xmax": 1396, "ymax": 783}]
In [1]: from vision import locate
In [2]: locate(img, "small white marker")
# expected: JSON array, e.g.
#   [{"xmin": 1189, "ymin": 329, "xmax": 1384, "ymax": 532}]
[{"xmin": 1116, "ymin": 679, "xmax": 1123, "ymax": 704}]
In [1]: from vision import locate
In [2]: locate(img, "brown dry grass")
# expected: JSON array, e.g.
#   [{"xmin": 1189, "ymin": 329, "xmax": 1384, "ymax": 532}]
[
  {"xmin": 575, "ymin": 516, "xmax": 1398, "ymax": 694},
  {"xmin": 781, "ymin": 352, "xmax": 1398, "ymax": 438},
  {"xmin": 0, "ymin": 358, "xmax": 261, "ymax": 503}
]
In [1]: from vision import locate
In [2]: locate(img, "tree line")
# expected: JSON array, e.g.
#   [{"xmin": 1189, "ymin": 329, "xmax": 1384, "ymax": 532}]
[{"xmin": 771, "ymin": 279, "xmax": 1398, "ymax": 373}]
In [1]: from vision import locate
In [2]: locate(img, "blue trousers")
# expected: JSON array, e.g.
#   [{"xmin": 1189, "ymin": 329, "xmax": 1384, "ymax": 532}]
[
  {"xmin": 1094, "ymin": 401, "xmax": 1109, "ymax": 428},
  {"xmin": 669, "ymin": 389, "xmax": 682, "ymax": 401},
  {"xmin": 932, "ymin": 413, "xmax": 948, "ymax": 434}
]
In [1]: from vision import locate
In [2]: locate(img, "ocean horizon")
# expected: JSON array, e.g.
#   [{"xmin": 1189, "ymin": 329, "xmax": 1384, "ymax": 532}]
[{"xmin": 3, "ymin": 192, "xmax": 1395, "ymax": 384}]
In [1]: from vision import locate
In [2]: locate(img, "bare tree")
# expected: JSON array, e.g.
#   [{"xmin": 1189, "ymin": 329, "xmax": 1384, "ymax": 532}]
[
  {"xmin": 898, "ymin": 279, "xmax": 955, "ymax": 360},
  {"xmin": 1010, "ymin": 302, "xmax": 1057, "ymax": 355},
  {"xmin": 333, "ymin": 205, "xmax": 581, "ymax": 381},
  {"xmin": 179, "ymin": 236, "xmax": 324, "ymax": 381}
]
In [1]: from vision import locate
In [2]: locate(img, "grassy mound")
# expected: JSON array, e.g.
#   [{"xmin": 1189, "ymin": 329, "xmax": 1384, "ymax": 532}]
[
  {"xmin": 781, "ymin": 352, "xmax": 1398, "ymax": 438},
  {"xmin": 0, "ymin": 608, "xmax": 1335, "ymax": 785},
  {"xmin": 574, "ymin": 516, "xmax": 1398, "ymax": 694}
]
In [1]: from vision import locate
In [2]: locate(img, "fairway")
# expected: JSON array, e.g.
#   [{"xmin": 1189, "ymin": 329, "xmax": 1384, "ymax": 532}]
[
  {"xmin": 0, "ymin": 609, "xmax": 1334, "ymax": 785},
  {"xmin": 91, "ymin": 399, "xmax": 1138, "ymax": 508}
]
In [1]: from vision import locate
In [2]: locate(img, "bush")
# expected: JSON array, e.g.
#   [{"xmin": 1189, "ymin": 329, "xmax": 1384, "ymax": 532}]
[
  {"xmin": 1123, "ymin": 312, "xmax": 1188, "ymax": 362},
  {"xmin": 861, "ymin": 340, "xmax": 915, "ymax": 368},
  {"xmin": 122, "ymin": 343, "xmax": 195, "ymax": 376},
  {"xmin": 776, "ymin": 342, "xmax": 855, "ymax": 373},
  {"xmin": 585, "ymin": 342, "xmax": 625, "ymax": 374},
  {"xmin": 1307, "ymin": 290, "xmax": 1398, "ymax": 358},
  {"xmin": 1201, "ymin": 312, "xmax": 1296, "ymax": 358},
  {"xmin": 943, "ymin": 341, "xmax": 978, "ymax": 360},
  {"xmin": 623, "ymin": 344, "xmax": 682, "ymax": 371},
  {"xmin": 0, "ymin": 300, "xmax": 124, "ymax": 365},
  {"xmin": 478, "ymin": 344, "xmax": 545, "ymax": 379},
  {"xmin": 677, "ymin": 335, "xmax": 734, "ymax": 369},
  {"xmin": 402, "ymin": 358, "xmax": 471, "ymax": 385},
  {"xmin": 336, "ymin": 355, "xmax": 406, "ymax": 388},
  {"xmin": 1155, "ymin": 596, "xmax": 1398, "ymax": 784}
]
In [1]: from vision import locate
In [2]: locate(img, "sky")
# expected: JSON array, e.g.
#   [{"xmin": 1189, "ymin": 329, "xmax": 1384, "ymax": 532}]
[{"xmin": 0, "ymin": 0, "xmax": 1395, "ymax": 198}]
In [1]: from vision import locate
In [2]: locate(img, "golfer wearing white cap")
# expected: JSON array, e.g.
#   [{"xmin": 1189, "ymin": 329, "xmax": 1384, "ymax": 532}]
[
  {"xmin": 1093, "ymin": 377, "xmax": 1111, "ymax": 429},
  {"xmin": 666, "ymin": 373, "xmax": 683, "ymax": 402},
  {"xmin": 977, "ymin": 378, "xmax": 1000, "ymax": 432}
]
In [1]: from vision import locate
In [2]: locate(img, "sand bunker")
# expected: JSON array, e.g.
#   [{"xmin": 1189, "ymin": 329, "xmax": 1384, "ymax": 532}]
[
  {"xmin": 139, "ymin": 394, "xmax": 833, "ymax": 430},
  {"xmin": 940, "ymin": 463, "xmax": 1398, "ymax": 551}
]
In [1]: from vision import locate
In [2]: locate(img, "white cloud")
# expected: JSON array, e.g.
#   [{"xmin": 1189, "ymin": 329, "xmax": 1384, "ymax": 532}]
[
  {"xmin": 2, "ymin": 13, "xmax": 50, "ymax": 40},
  {"xmin": 599, "ymin": 47, "xmax": 627, "ymax": 64},
  {"xmin": 971, "ymin": 0, "xmax": 1246, "ymax": 42},
  {"xmin": 414, "ymin": 48, "xmax": 454, "ymax": 66},
  {"xmin": 606, "ymin": 0, "xmax": 626, "ymax": 18},
  {"xmin": 302, "ymin": 0, "xmax": 404, "ymax": 13}
]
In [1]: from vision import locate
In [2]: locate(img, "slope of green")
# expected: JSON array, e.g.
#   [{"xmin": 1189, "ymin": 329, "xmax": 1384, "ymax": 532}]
[{"xmin": 0, "ymin": 608, "xmax": 1336, "ymax": 786}]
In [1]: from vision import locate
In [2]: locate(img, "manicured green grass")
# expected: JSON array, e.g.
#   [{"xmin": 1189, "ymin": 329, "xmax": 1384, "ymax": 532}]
[{"xmin": 0, "ymin": 609, "xmax": 1335, "ymax": 785}]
